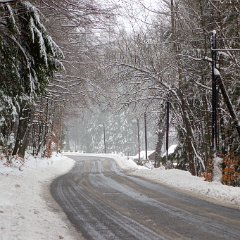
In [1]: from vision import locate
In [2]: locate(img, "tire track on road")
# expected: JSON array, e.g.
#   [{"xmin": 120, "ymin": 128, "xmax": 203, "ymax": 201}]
[{"xmin": 51, "ymin": 156, "xmax": 240, "ymax": 240}]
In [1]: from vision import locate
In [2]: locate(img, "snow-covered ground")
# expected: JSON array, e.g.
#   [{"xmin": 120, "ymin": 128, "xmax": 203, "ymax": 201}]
[
  {"xmin": 132, "ymin": 167, "xmax": 240, "ymax": 207},
  {"xmin": 0, "ymin": 153, "xmax": 83, "ymax": 240}
]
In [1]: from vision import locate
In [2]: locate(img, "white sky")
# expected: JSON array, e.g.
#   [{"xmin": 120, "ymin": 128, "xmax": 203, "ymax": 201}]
[
  {"xmin": 118, "ymin": 0, "xmax": 160, "ymax": 31},
  {"xmin": 102, "ymin": 0, "xmax": 161, "ymax": 32}
]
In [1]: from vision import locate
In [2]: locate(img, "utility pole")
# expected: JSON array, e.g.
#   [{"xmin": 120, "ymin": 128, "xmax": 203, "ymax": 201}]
[
  {"xmin": 170, "ymin": 0, "xmax": 176, "ymax": 51},
  {"xmin": 210, "ymin": 31, "xmax": 240, "ymax": 153},
  {"xmin": 137, "ymin": 118, "xmax": 140, "ymax": 162},
  {"xmin": 211, "ymin": 30, "xmax": 218, "ymax": 153},
  {"xmin": 103, "ymin": 123, "xmax": 106, "ymax": 153},
  {"xmin": 166, "ymin": 101, "xmax": 170, "ymax": 162},
  {"xmin": 144, "ymin": 112, "xmax": 148, "ymax": 160}
]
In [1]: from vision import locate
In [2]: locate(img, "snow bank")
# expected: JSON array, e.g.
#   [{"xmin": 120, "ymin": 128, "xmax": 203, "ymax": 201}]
[
  {"xmin": 131, "ymin": 168, "xmax": 240, "ymax": 208},
  {"xmin": 0, "ymin": 153, "xmax": 82, "ymax": 240},
  {"xmin": 131, "ymin": 150, "xmax": 155, "ymax": 160},
  {"xmin": 107, "ymin": 154, "xmax": 147, "ymax": 170}
]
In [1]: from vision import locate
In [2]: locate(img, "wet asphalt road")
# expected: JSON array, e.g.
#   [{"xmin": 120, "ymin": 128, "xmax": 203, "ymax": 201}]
[{"xmin": 51, "ymin": 155, "xmax": 240, "ymax": 240}]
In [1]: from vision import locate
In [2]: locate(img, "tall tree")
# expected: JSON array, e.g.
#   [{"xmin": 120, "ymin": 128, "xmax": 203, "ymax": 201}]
[{"xmin": 0, "ymin": 1, "xmax": 63, "ymax": 157}]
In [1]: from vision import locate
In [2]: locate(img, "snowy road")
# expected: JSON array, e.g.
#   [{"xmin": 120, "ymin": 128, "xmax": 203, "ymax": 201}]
[{"xmin": 51, "ymin": 156, "xmax": 240, "ymax": 240}]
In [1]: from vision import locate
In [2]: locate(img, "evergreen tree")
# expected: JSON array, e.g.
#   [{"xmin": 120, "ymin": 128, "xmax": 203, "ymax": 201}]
[{"xmin": 0, "ymin": 1, "xmax": 63, "ymax": 157}]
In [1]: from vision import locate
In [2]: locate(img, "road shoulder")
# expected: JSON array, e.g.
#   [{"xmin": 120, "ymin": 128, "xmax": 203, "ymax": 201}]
[{"xmin": 0, "ymin": 154, "xmax": 82, "ymax": 240}]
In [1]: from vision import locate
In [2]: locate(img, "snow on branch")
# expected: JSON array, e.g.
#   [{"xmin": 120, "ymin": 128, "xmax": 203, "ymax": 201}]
[
  {"xmin": 22, "ymin": 1, "xmax": 46, "ymax": 32},
  {"xmin": 31, "ymin": 20, "xmax": 48, "ymax": 66}
]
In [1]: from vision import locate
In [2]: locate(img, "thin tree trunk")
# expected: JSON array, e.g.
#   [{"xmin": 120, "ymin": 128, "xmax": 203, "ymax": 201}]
[
  {"xmin": 155, "ymin": 112, "xmax": 166, "ymax": 167},
  {"xmin": 178, "ymin": 90, "xmax": 196, "ymax": 175}
]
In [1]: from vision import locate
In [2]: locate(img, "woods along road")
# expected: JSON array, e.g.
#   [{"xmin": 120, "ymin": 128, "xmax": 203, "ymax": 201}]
[{"xmin": 51, "ymin": 156, "xmax": 240, "ymax": 240}]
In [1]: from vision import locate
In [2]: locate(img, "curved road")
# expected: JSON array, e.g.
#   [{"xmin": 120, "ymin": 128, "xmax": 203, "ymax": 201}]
[{"xmin": 51, "ymin": 155, "xmax": 240, "ymax": 240}]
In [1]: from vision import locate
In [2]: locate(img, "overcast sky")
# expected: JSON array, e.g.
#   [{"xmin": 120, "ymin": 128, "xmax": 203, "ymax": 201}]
[{"xmin": 100, "ymin": 0, "xmax": 161, "ymax": 32}]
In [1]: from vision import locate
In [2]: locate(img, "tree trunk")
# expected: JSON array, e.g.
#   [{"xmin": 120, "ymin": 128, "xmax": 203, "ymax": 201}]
[
  {"xmin": 178, "ymin": 90, "xmax": 196, "ymax": 175},
  {"xmin": 13, "ymin": 102, "xmax": 33, "ymax": 158},
  {"xmin": 154, "ymin": 113, "xmax": 166, "ymax": 167}
]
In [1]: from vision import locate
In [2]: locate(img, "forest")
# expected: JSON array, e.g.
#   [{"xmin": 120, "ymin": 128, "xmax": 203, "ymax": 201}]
[{"xmin": 0, "ymin": 0, "xmax": 239, "ymax": 185}]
